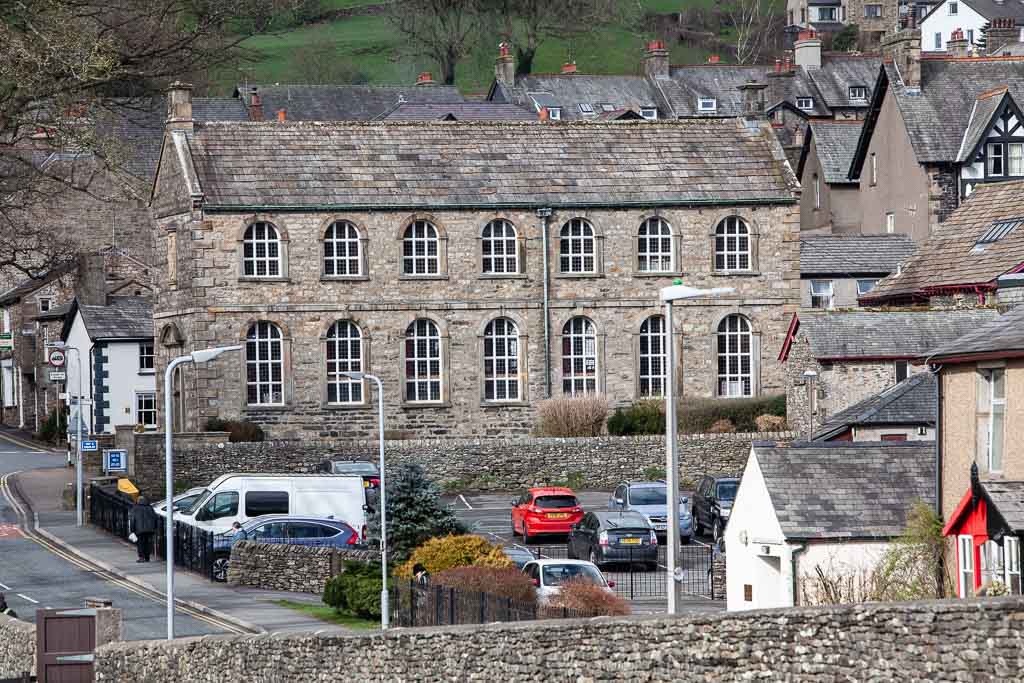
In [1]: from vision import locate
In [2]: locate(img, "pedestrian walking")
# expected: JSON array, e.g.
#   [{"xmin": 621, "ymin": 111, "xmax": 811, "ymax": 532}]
[
  {"xmin": 413, "ymin": 562, "xmax": 430, "ymax": 586},
  {"xmin": 130, "ymin": 495, "xmax": 159, "ymax": 563},
  {"xmin": 0, "ymin": 593, "xmax": 18, "ymax": 619}
]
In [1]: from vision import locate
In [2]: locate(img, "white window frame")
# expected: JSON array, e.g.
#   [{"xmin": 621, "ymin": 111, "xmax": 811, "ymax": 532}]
[
  {"xmin": 245, "ymin": 321, "xmax": 285, "ymax": 406},
  {"xmin": 717, "ymin": 314, "xmax": 754, "ymax": 398},
  {"xmin": 1009, "ymin": 143, "xmax": 1024, "ymax": 176},
  {"xmin": 810, "ymin": 280, "xmax": 834, "ymax": 309},
  {"xmin": 138, "ymin": 342, "xmax": 155, "ymax": 373},
  {"xmin": 982, "ymin": 539, "xmax": 1005, "ymax": 590},
  {"xmin": 796, "ymin": 97, "xmax": 814, "ymax": 111},
  {"xmin": 562, "ymin": 317, "xmax": 598, "ymax": 396},
  {"xmin": 894, "ymin": 359, "xmax": 909, "ymax": 384},
  {"xmin": 2, "ymin": 309, "xmax": 9, "ymax": 334},
  {"xmin": 714, "ymin": 216, "xmax": 752, "ymax": 272},
  {"xmin": 988, "ymin": 143, "xmax": 1005, "ymax": 177},
  {"xmin": 948, "ymin": 1, "xmax": 958, "ymax": 14},
  {"xmin": 483, "ymin": 317, "xmax": 521, "ymax": 403},
  {"xmin": 959, "ymin": 534, "xmax": 974, "ymax": 598},
  {"xmin": 639, "ymin": 315, "xmax": 667, "ymax": 399},
  {"xmin": 863, "ymin": 5, "xmax": 881, "ymax": 18},
  {"xmin": 481, "ymin": 219, "xmax": 519, "ymax": 275},
  {"xmin": 405, "ymin": 319, "xmax": 443, "ymax": 403},
  {"xmin": 986, "ymin": 368, "xmax": 1006, "ymax": 472},
  {"xmin": 38, "ymin": 297, "xmax": 52, "ymax": 313},
  {"xmin": 886, "ymin": 212, "xmax": 895, "ymax": 233},
  {"xmin": 1005, "ymin": 536, "xmax": 1021, "ymax": 594},
  {"xmin": 935, "ymin": 32, "xmax": 942, "ymax": 50},
  {"xmin": 870, "ymin": 153, "xmax": 878, "ymax": 186},
  {"xmin": 697, "ymin": 98, "xmax": 717, "ymax": 113},
  {"xmin": 578, "ymin": 103, "xmax": 594, "ymax": 115},
  {"xmin": 857, "ymin": 279, "xmax": 878, "ymax": 296},
  {"xmin": 640, "ymin": 107, "xmax": 658, "ymax": 120},
  {"xmin": 323, "ymin": 220, "xmax": 362, "ymax": 277},
  {"xmin": 637, "ymin": 218, "xmax": 673, "ymax": 273},
  {"xmin": 548, "ymin": 107, "xmax": 561, "ymax": 120},
  {"xmin": 967, "ymin": 28, "xmax": 974, "ymax": 44},
  {"xmin": 559, "ymin": 218, "xmax": 597, "ymax": 274},
  {"xmin": 242, "ymin": 222, "xmax": 282, "ymax": 278},
  {"xmin": 135, "ymin": 391, "xmax": 157, "ymax": 430},
  {"xmin": 849, "ymin": 86, "xmax": 868, "ymax": 100},
  {"xmin": 402, "ymin": 220, "xmax": 441, "ymax": 276},
  {"xmin": 817, "ymin": 6, "xmax": 837, "ymax": 21},
  {"xmin": 813, "ymin": 173, "xmax": 821, "ymax": 209},
  {"xmin": 325, "ymin": 320, "xmax": 363, "ymax": 405}
]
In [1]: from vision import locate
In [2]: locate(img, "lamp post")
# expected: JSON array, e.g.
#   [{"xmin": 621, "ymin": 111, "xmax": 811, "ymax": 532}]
[
  {"xmin": 340, "ymin": 371, "xmax": 389, "ymax": 630},
  {"xmin": 164, "ymin": 345, "xmax": 242, "ymax": 640},
  {"xmin": 48, "ymin": 342, "xmax": 84, "ymax": 527},
  {"xmin": 660, "ymin": 281, "xmax": 734, "ymax": 615}
]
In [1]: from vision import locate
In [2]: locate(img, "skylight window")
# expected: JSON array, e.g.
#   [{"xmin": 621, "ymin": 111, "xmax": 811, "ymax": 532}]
[
  {"xmin": 578, "ymin": 103, "xmax": 595, "ymax": 114},
  {"xmin": 971, "ymin": 217, "xmax": 1024, "ymax": 252},
  {"xmin": 698, "ymin": 97, "xmax": 717, "ymax": 112},
  {"xmin": 600, "ymin": 103, "xmax": 615, "ymax": 112}
]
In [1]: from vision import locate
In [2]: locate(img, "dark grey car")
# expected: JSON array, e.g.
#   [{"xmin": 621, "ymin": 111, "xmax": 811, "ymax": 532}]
[
  {"xmin": 567, "ymin": 510, "xmax": 658, "ymax": 570},
  {"xmin": 692, "ymin": 475, "xmax": 739, "ymax": 542}
]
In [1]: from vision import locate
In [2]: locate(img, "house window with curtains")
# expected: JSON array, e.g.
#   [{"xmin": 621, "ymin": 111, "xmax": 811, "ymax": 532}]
[{"xmin": 977, "ymin": 367, "xmax": 1006, "ymax": 472}]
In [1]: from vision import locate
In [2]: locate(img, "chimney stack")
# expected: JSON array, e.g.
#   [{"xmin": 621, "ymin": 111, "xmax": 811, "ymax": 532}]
[
  {"xmin": 643, "ymin": 39, "xmax": 670, "ymax": 78},
  {"xmin": 249, "ymin": 90, "xmax": 264, "ymax": 121},
  {"xmin": 416, "ymin": 72, "xmax": 437, "ymax": 86},
  {"xmin": 947, "ymin": 28, "xmax": 970, "ymax": 57},
  {"xmin": 738, "ymin": 81, "xmax": 768, "ymax": 120},
  {"xmin": 165, "ymin": 82, "xmax": 193, "ymax": 133},
  {"xmin": 783, "ymin": 51, "xmax": 793, "ymax": 72},
  {"xmin": 707, "ymin": 54, "xmax": 721, "ymax": 63},
  {"xmin": 775, "ymin": 58, "xmax": 783, "ymax": 73},
  {"xmin": 881, "ymin": 27, "xmax": 922, "ymax": 88},
  {"xmin": 76, "ymin": 252, "xmax": 106, "ymax": 307},
  {"xmin": 561, "ymin": 62, "xmax": 577, "ymax": 74},
  {"xmin": 986, "ymin": 17, "xmax": 1019, "ymax": 55},
  {"xmin": 495, "ymin": 42, "xmax": 516, "ymax": 87},
  {"xmin": 538, "ymin": 106, "xmax": 550, "ymax": 122},
  {"xmin": 794, "ymin": 29, "xmax": 822, "ymax": 69}
]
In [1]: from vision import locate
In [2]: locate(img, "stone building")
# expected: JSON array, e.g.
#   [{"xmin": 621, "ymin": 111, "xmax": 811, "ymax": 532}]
[
  {"xmin": 812, "ymin": 371, "xmax": 936, "ymax": 441},
  {"xmin": 799, "ymin": 233, "xmax": 916, "ymax": 309},
  {"xmin": 150, "ymin": 86, "xmax": 801, "ymax": 439},
  {"xmin": 797, "ymin": 120, "xmax": 865, "ymax": 233}
]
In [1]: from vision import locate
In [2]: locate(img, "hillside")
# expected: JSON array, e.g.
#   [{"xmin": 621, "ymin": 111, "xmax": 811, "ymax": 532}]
[{"xmin": 210, "ymin": 0, "xmax": 761, "ymax": 96}]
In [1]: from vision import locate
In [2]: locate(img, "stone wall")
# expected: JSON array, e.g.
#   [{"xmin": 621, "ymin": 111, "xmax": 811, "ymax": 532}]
[
  {"xmin": 0, "ymin": 614, "xmax": 35, "ymax": 679},
  {"xmin": 130, "ymin": 430, "xmax": 794, "ymax": 497},
  {"xmin": 227, "ymin": 541, "xmax": 377, "ymax": 594},
  {"xmin": 95, "ymin": 597, "xmax": 1024, "ymax": 682}
]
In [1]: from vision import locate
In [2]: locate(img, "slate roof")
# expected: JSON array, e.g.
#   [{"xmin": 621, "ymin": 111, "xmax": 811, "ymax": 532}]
[
  {"xmin": 800, "ymin": 233, "xmax": 917, "ymax": 276},
  {"xmin": 495, "ymin": 74, "xmax": 664, "ymax": 121},
  {"xmin": 865, "ymin": 180, "xmax": 1024, "ymax": 302},
  {"xmin": 664, "ymin": 65, "xmax": 775, "ymax": 117},
  {"xmin": 925, "ymin": 304, "xmax": 1024, "ymax": 361},
  {"xmin": 73, "ymin": 296, "xmax": 153, "ymax": 340},
  {"xmin": 814, "ymin": 372, "xmax": 935, "ymax": 440},
  {"xmin": 803, "ymin": 120, "xmax": 864, "ymax": 183},
  {"xmin": 177, "ymin": 119, "xmax": 798, "ymax": 209},
  {"xmin": 795, "ymin": 309, "xmax": 1000, "ymax": 359},
  {"xmin": 236, "ymin": 84, "xmax": 466, "ymax": 122},
  {"xmin": 0, "ymin": 263, "xmax": 77, "ymax": 307},
  {"xmin": 927, "ymin": 0, "xmax": 1024, "ymax": 23},
  {"xmin": 754, "ymin": 441, "xmax": 935, "ymax": 540},
  {"xmin": 382, "ymin": 102, "xmax": 537, "ymax": 121},
  {"xmin": 956, "ymin": 88, "xmax": 1008, "ymax": 162},
  {"xmin": 983, "ymin": 481, "xmax": 1024, "ymax": 532},
  {"xmin": 804, "ymin": 55, "xmax": 879, "ymax": 109}
]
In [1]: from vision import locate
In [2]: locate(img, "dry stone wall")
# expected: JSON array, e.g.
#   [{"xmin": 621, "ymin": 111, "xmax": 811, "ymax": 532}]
[
  {"xmin": 95, "ymin": 597, "xmax": 1024, "ymax": 682},
  {"xmin": 0, "ymin": 614, "xmax": 35, "ymax": 679},
  {"xmin": 129, "ymin": 431, "xmax": 794, "ymax": 497},
  {"xmin": 227, "ymin": 542, "xmax": 377, "ymax": 594}
]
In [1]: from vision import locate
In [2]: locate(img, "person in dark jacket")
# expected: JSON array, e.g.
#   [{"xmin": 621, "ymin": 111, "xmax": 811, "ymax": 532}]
[
  {"xmin": 0, "ymin": 593, "xmax": 18, "ymax": 619},
  {"xmin": 130, "ymin": 495, "xmax": 159, "ymax": 562}
]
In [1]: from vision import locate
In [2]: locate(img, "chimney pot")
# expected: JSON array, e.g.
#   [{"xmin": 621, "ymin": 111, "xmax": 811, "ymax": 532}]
[
  {"xmin": 499, "ymin": 41, "xmax": 510, "ymax": 57},
  {"xmin": 538, "ymin": 106, "xmax": 549, "ymax": 122},
  {"xmin": 495, "ymin": 42, "xmax": 516, "ymax": 87},
  {"xmin": 643, "ymin": 39, "xmax": 670, "ymax": 78},
  {"xmin": 775, "ymin": 58, "xmax": 782, "ymax": 73},
  {"xmin": 561, "ymin": 62, "xmax": 577, "ymax": 74},
  {"xmin": 277, "ymin": 109, "xmax": 287, "ymax": 122},
  {"xmin": 707, "ymin": 54, "xmax": 721, "ymax": 63},
  {"xmin": 416, "ymin": 72, "xmax": 436, "ymax": 85},
  {"xmin": 165, "ymin": 81, "xmax": 194, "ymax": 132},
  {"xmin": 249, "ymin": 92, "xmax": 264, "ymax": 121}
]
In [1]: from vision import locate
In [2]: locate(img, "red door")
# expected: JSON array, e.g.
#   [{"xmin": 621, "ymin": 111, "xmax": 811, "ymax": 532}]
[{"xmin": 36, "ymin": 609, "xmax": 96, "ymax": 683}]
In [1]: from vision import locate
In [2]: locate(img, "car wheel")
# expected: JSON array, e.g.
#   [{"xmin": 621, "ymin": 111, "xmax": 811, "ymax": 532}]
[
  {"xmin": 567, "ymin": 541, "xmax": 576, "ymax": 559},
  {"xmin": 212, "ymin": 554, "xmax": 230, "ymax": 583},
  {"xmin": 522, "ymin": 522, "xmax": 532, "ymax": 545},
  {"xmin": 511, "ymin": 514, "xmax": 518, "ymax": 537},
  {"xmin": 712, "ymin": 518, "xmax": 723, "ymax": 544},
  {"xmin": 692, "ymin": 509, "xmax": 702, "ymax": 536}
]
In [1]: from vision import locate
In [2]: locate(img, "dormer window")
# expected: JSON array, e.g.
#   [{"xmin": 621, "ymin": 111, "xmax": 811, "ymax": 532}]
[
  {"xmin": 697, "ymin": 98, "xmax": 717, "ymax": 113},
  {"xmin": 849, "ymin": 86, "xmax": 868, "ymax": 101},
  {"xmin": 948, "ymin": 1, "xmax": 958, "ymax": 15},
  {"xmin": 600, "ymin": 103, "xmax": 615, "ymax": 112},
  {"xmin": 548, "ymin": 107, "xmax": 561, "ymax": 120},
  {"xmin": 640, "ymin": 107, "xmax": 658, "ymax": 120},
  {"xmin": 578, "ymin": 103, "xmax": 594, "ymax": 115},
  {"xmin": 797, "ymin": 97, "xmax": 814, "ymax": 111}
]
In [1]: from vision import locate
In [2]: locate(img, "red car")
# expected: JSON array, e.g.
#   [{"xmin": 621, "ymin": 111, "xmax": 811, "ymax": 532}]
[{"xmin": 510, "ymin": 487, "xmax": 584, "ymax": 543}]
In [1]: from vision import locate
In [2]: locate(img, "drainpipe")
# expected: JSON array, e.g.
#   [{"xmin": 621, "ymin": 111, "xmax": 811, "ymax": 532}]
[
  {"xmin": 790, "ymin": 542, "xmax": 806, "ymax": 607},
  {"xmin": 537, "ymin": 207, "xmax": 553, "ymax": 398}
]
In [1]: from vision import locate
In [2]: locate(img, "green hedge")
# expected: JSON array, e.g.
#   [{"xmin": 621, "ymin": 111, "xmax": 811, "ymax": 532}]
[
  {"xmin": 204, "ymin": 418, "xmax": 265, "ymax": 442},
  {"xmin": 607, "ymin": 395, "xmax": 787, "ymax": 436},
  {"xmin": 323, "ymin": 561, "xmax": 382, "ymax": 619}
]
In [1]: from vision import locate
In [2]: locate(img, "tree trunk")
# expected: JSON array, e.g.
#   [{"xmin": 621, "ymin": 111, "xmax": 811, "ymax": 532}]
[{"xmin": 516, "ymin": 47, "xmax": 536, "ymax": 75}]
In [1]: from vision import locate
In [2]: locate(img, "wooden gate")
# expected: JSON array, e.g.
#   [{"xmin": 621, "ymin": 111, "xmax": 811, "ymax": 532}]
[{"xmin": 35, "ymin": 609, "xmax": 96, "ymax": 683}]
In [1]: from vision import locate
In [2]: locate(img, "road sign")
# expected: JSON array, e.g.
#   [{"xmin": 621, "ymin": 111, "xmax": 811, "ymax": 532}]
[
  {"xmin": 49, "ymin": 371, "xmax": 66, "ymax": 382},
  {"xmin": 103, "ymin": 449, "xmax": 127, "ymax": 473},
  {"xmin": 81, "ymin": 440, "xmax": 98, "ymax": 452},
  {"xmin": 58, "ymin": 392, "xmax": 68, "ymax": 401},
  {"xmin": 48, "ymin": 349, "xmax": 66, "ymax": 367},
  {"xmin": 0, "ymin": 333, "xmax": 11, "ymax": 351}
]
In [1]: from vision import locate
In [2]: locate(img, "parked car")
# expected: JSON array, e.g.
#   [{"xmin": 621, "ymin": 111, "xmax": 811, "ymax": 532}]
[
  {"xmin": 692, "ymin": 475, "xmax": 739, "ymax": 542},
  {"xmin": 211, "ymin": 515, "xmax": 359, "ymax": 582},
  {"xmin": 175, "ymin": 474, "xmax": 368, "ymax": 537},
  {"xmin": 152, "ymin": 487, "xmax": 206, "ymax": 518},
  {"xmin": 521, "ymin": 559, "xmax": 614, "ymax": 603},
  {"xmin": 510, "ymin": 487, "xmax": 584, "ymax": 543},
  {"xmin": 502, "ymin": 545, "xmax": 536, "ymax": 569},
  {"xmin": 567, "ymin": 510, "xmax": 658, "ymax": 570},
  {"xmin": 608, "ymin": 480, "xmax": 693, "ymax": 543},
  {"xmin": 318, "ymin": 460, "xmax": 380, "ymax": 490}
]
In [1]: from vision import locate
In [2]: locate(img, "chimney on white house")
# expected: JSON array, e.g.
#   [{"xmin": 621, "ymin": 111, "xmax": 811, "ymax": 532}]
[{"xmin": 794, "ymin": 29, "xmax": 822, "ymax": 69}]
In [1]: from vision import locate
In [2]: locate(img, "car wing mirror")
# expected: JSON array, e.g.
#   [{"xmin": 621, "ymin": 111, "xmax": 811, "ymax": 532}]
[{"xmin": 613, "ymin": 498, "xmax": 624, "ymax": 506}]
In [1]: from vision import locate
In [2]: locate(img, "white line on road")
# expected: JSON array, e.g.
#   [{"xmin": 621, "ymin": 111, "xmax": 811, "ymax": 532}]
[
  {"xmin": 17, "ymin": 593, "xmax": 38, "ymax": 604},
  {"xmin": 459, "ymin": 494, "xmax": 473, "ymax": 510},
  {"xmin": 0, "ymin": 582, "xmax": 9, "ymax": 590}
]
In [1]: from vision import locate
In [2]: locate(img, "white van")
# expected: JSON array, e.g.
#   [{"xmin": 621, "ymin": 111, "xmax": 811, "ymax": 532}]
[{"xmin": 175, "ymin": 474, "xmax": 369, "ymax": 538}]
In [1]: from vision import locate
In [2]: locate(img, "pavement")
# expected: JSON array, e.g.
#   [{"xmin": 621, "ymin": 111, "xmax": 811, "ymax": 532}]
[{"xmin": 0, "ymin": 429, "xmax": 353, "ymax": 639}]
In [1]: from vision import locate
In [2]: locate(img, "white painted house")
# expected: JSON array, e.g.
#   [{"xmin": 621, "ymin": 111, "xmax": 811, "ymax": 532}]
[
  {"xmin": 921, "ymin": 0, "xmax": 1024, "ymax": 53},
  {"xmin": 62, "ymin": 296, "xmax": 155, "ymax": 435},
  {"xmin": 725, "ymin": 441, "xmax": 935, "ymax": 611}
]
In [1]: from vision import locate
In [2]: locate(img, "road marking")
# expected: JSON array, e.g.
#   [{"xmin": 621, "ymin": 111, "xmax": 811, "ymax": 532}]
[
  {"xmin": 0, "ymin": 582, "xmax": 9, "ymax": 590},
  {"xmin": 459, "ymin": 494, "xmax": 472, "ymax": 510},
  {"xmin": 17, "ymin": 593, "xmax": 38, "ymax": 604},
  {"xmin": 0, "ymin": 524, "xmax": 23, "ymax": 539},
  {"xmin": 0, "ymin": 431, "xmax": 52, "ymax": 452}
]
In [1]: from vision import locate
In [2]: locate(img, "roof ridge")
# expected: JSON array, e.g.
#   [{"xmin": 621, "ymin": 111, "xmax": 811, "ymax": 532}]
[
  {"xmin": 193, "ymin": 118, "xmax": 738, "ymax": 129},
  {"xmin": 978, "ymin": 85, "xmax": 1010, "ymax": 100}
]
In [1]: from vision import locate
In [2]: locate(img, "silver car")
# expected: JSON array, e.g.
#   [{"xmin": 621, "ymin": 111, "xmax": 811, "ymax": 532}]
[{"xmin": 609, "ymin": 480, "xmax": 693, "ymax": 543}]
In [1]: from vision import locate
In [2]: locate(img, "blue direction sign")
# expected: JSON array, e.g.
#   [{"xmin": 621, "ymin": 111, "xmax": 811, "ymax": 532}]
[
  {"xmin": 81, "ymin": 440, "xmax": 98, "ymax": 452},
  {"xmin": 103, "ymin": 449, "xmax": 127, "ymax": 473}
]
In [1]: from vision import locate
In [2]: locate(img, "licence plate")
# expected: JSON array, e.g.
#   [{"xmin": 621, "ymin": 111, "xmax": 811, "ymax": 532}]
[
  {"xmin": 620, "ymin": 537, "xmax": 642, "ymax": 545},
  {"xmin": 547, "ymin": 513, "xmax": 569, "ymax": 519}
]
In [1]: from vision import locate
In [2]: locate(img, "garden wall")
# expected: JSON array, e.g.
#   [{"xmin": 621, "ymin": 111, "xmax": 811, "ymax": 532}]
[
  {"xmin": 227, "ymin": 542, "xmax": 378, "ymax": 594},
  {"xmin": 0, "ymin": 614, "xmax": 35, "ymax": 679},
  {"xmin": 95, "ymin": 597, "xmax": 1024, "ymax": 682},
  {"xmin": 128, "ymin": 431, "xmax": 795, "ymax": 497}
]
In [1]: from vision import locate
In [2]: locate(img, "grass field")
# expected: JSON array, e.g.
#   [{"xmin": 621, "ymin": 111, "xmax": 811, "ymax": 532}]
[{"xmin": 273, "ymin": 599, "xmax": 379, "ymax": 630}]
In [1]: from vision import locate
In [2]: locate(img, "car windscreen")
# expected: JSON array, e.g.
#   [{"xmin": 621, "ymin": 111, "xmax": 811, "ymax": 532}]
[
  {"xmin": 716, "ymin": 481, "xmax": 738, "ymax": 501},
  {"xmin": 184, "ymin": 489, "xmax": 211, "ymax": 514},
  {"xmin": 542, "ymin": 564, "xmax": 605, "ymax": 587},
  {"xmin": 331, "ymin": 462, "xmax": 377, "ymax": 475},
  {"xmin": 534, "ymin": 495, "xmax": 578, "ymax": 509},
  {"xmin": 629, "ymin": 487, "xmax": 666, "ymax": 506}
]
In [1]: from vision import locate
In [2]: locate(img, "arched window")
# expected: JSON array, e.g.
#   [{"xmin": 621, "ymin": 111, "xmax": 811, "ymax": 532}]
[
  {"xmin": 242, "ymin": 222, "xmax": 282, "ymax": 277},
  {"xmin": 483, "ymin": 318, "xmax": 520, "ymax": 401},
  {"xmin": 559, "ymin": 218, "xmax": 596, "ymax": 274},
  {"xmin": 246, "ymin": 321, "xmax": 284, "ymax": 405},
  {"xmin": 402, "ymin": 220, "xmax": 440, "ymax": 276},
  {"xmin": 639, "ymin": 315, "xmax": 667, "ymax": 398},
  {"xmin": 326, "ymin": 321, "xmax": 363, "ymax": 404},
  {"xmin": 717, "ymin": 315, "xmax": 753, "ymax": 398},
  {"xmin": 637, "ymin": 218, "xmax": 673, "ymax": 273},
  {"xmin": 324, "ymin": 221, "xmax": 361, "ymax": 276},
  {"xmin": 481, "ymin": 220, "xmax": 518, "ymax": 274},
  {"xmin": 714, "ymin": 216, "xmax": 751, "ymax": 272},
  {"xmin": 562, "ymin": 317, "xmax": 597, "ymax": 395},
  {"xmin": 405, "ymin": 319, "xmax": 442, "ymax": 402}
]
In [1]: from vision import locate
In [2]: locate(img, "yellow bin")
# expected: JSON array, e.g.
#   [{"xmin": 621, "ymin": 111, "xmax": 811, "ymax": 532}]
[{"xmin": 117, "ymin": 478, "xmax": 140, "ymax": 503}]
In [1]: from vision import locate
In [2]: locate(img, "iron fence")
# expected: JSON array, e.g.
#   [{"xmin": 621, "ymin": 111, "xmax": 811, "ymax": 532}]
[
  {"xmin": 88, "ymin": 484, "xmax": 132, "ymax": 541},
  {"xmin": 154, "ymin": 519, "xmax": 217, "ymax": 581}
]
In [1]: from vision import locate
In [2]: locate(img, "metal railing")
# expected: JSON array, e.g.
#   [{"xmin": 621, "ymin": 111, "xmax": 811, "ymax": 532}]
[
  {"xmin": 88, "ymin": 484, "xmax": 132, "ymax": 541},
  {"xmin": 154, "ymin": 519, "xmax": 217, "ymax": 581}
]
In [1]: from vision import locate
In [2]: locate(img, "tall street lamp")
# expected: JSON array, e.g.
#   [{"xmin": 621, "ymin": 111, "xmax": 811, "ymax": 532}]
[
  {"xmin": 164, "ymin": 345, "xmax": 242, "ymax": 640},
  {"xmin": 48, "ymin": 341, "xmax": 84, "ymax": 527},
  {"xmin": 340, "ymin": 371, "xmax": 389, "ymax": 630},
  {"xmin": 660, "ymin": 281, "xmax": 734, "ymax": 615}
]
